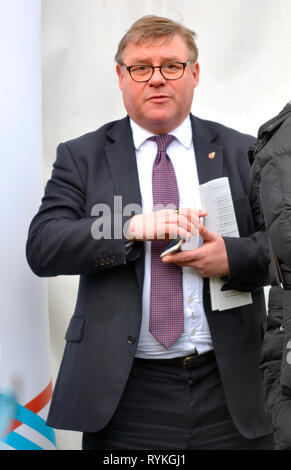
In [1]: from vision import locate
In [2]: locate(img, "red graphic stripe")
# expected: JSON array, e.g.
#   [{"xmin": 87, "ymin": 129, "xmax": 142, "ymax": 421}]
[
  {"xmin": 8, "ymin": 381, "xmax": 53, "ymax": 433},
  {"xmin": 24, "ymin": 381, "xmax": 53, "ymax": 414}
]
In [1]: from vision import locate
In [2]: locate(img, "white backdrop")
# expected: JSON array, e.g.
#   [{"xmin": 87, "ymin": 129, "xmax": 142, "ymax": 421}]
[
  {"xmin": 42, "ymin": 0, "xmax": 291, "ymax": 450},
  {"xmin": 0, "ymin": 0, "xmax": 55, "ymax": 450}
]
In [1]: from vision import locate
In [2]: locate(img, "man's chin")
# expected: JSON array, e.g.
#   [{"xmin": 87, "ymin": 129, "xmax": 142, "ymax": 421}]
[
  {"xmin": 138, "ymin": 110, "xmax": 174, "ymax": 130},
  {"xmin": 142, "ymin": 112, "xmax": 184, "ymax": 134}
]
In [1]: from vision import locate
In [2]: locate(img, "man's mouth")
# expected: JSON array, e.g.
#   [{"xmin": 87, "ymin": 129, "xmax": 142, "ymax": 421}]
[{"xmin": 146, "ymin": 94, "xmax": 171, "ymax": 103}]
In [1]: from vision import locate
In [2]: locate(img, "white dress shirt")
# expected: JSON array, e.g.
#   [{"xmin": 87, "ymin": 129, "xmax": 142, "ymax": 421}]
[{"xmin": 130, "ymin": 116, "xmax": 213, "ymax": 358}]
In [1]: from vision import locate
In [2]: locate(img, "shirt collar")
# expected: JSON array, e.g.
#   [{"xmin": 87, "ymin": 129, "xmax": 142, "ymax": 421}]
[{"xmin": 130, "ymin": 115, "xmax": 193, "ymax": 150}]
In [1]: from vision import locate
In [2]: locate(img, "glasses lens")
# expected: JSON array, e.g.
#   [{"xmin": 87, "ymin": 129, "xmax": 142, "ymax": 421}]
[
  {"xmin": 130, "ymin": 65, "xmax": 153, "ymax": 81},
  {"xmin": 161, "ymin": 63, "xmax": 184, "ymax": 79},
  {"xmin": 128, "ymin": 62, "xmax": 186, "ymax": 81}
]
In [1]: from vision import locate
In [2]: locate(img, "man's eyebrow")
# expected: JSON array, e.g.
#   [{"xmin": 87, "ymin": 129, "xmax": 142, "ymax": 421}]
[{"xmin": 125, "ymin": 56, "xmax": 182, "ymax": 64}]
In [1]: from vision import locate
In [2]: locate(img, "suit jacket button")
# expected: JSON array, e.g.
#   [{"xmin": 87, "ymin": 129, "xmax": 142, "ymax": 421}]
[{"xmin": 127, "ymin": 335, "xmax": 136, "ymax": 345}]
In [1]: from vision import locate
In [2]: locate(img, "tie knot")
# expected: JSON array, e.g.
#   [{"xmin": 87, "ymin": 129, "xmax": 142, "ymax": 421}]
[{"xmin": 149, "ymin": 134, "xmax": 175, "ymax": 154}]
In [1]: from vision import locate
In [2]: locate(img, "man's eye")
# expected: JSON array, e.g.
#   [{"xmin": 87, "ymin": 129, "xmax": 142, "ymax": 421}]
[
  {"xmin": 132, "ymin": 65, "xmax": 150, "ymax": 73},
  {"xmin": 164, "ymin": 63, "xmax": 182, "ymax": 71}
]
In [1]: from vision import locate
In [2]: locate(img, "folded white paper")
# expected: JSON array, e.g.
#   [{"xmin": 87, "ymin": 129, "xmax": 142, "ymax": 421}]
[{"xmin": 199, "ymin": 177, "xmax": 252, "ymax": 311}]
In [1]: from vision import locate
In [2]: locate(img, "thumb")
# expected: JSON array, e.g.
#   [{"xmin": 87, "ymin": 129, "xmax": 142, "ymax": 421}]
[{"xmin": 199, "ymin": 223, "xmax": 218, "ymax": 241}]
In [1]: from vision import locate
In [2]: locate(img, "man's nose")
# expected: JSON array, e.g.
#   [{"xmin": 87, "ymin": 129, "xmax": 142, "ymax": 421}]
[{"xmin": 148, "ymin": 67, "xmax": 167, "ymax": 85}]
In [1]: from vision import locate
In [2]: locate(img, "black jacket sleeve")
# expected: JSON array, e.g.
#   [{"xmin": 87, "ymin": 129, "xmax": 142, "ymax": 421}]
[{"xmin": 26, "ymin": 142, "xmax": 134, "ymax": 277}]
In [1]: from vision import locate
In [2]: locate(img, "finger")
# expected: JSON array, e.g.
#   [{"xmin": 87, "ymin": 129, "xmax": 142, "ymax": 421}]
[
  {"xmin": 157, "ymin": 209, "xmax": 182, "ymax": 229},
  {"xmin": 161, "ymin": 210, "xmax": 197, "ymax": 236},
  {"xmin": 178, "ymin": 208, "xmax": 209, "ymax": 233},
  {"xmin": 178, "ymin": 214, "xmax": 197, "ymax": 235},
  {"xmin": 167, "ymin": 224, "xmax": 192, "ymax": 240},
  {"xmin": 199, "ymin": 223, "xmax": 218, "ymax": 241},
  {"xmin": 199, "ymin": 209, "xmax": 208, "ymax": 217},
  {"xmin": 178, "ymin": 210, "xmax": 199, "ymax": 234},
  {"xmin": 162, "ymin": 256, "xmax": 199, "ymax": 267},
  {"xmin": 162, "ymin": 248, "xmax": 202, "ymax": 264},
  {"xmin": 179, "ymin": 208, "xmax": 208, "ymax": 219}
]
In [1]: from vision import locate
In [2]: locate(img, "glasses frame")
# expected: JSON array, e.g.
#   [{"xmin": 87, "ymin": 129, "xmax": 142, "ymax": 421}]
[{"xmin": 121, "ymin": 60, "xmax": 193, "ymax": 82}]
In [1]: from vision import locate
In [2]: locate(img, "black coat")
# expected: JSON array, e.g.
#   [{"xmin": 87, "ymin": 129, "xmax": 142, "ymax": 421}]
[
  {"xmin": 27, "ymin": 114, "xmax": 271, "ymax": 437},
  {"xmin": 250, "ymin": 102, "xmax": 291, "ymax": 449}
]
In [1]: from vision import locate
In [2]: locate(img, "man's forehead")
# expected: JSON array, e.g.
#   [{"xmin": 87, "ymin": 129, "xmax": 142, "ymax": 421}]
[
  {"xmin": 132, "ymin": 33, "xmax": 175, "ymax": 47},
  {"xmin": 122, "ymin": 34, "xmax": 189, "ymax": 61}
]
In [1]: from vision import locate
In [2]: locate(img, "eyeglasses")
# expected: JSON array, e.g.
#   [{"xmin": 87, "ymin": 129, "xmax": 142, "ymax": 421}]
[{"xmin": 121, "ymin": 60, "xmax": 193, "ymax": 82}]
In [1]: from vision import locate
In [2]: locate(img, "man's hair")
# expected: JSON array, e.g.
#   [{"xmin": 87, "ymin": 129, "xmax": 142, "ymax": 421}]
[{"xmin": 115, "ymin": 15, "xmax": 198, "ymax": 64}]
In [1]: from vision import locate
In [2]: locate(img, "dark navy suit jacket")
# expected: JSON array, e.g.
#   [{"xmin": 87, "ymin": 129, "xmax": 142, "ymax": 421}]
[{"xmin": 26, "ymin": 114, "xmax": 271, "ymax": 437}]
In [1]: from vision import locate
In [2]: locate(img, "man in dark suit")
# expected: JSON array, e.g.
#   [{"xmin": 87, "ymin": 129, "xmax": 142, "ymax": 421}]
[{"xmin": 26, "ymin": 15, "xmax": 274, "ymax": 449}]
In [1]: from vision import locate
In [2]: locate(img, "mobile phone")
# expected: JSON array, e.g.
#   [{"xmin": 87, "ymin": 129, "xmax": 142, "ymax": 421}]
[{"xmin": 160, "ymin": 238, "xmax": 184, "ymax": 258}]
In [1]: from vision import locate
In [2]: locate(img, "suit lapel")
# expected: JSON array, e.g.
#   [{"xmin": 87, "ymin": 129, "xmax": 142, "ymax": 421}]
[
  {"xmin": 105, "ymin": 117, "xmax": 144, "ymax": 292},
  {"xmin": 190, "ymin": 114, "xmax": 224, "ymax": 184},
  {"xmin": 105, "ymin": 117, "xmax": 142, "ymax": 208}
]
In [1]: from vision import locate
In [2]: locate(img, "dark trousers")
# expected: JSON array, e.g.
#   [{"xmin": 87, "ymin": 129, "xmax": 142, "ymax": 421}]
[{"xmin": 83, "ymin": 356, "xmax": 274, "ymax": 450}]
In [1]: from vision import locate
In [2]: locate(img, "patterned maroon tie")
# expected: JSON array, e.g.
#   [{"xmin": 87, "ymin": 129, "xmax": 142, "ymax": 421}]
[{"xmin": 149, "ymin": 135, "xmax": 184, "ymax": 349}]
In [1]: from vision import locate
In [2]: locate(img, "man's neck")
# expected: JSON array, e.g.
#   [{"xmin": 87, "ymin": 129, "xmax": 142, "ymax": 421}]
[{"xmin": 130, "ymin": 114, "xmax": 191, "ymax": 136}]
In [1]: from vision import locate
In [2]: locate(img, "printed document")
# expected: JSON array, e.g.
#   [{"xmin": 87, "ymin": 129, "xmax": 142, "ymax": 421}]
[{"xmin": 199, "ymin": 177, "xmax": 252, "ymax": 311}]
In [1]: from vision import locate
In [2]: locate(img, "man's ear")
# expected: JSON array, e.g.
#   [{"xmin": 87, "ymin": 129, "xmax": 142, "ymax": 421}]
[
  {"xmin": 192, "ymin": 61, "xmax": 200, "ymax": 88},
  {"xmin": 116, "ymin": 64, "xmax": 124, "ymax": 89}
]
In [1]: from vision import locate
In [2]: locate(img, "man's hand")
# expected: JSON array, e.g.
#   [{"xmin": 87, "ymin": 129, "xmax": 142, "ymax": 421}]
[
  {"xmin": 126, "ymin": 208, "xmax": 207, "ymax": 242},
  {"xmin": 162, "ymin": 223, "xmax": 229, "ymax": 278}
]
